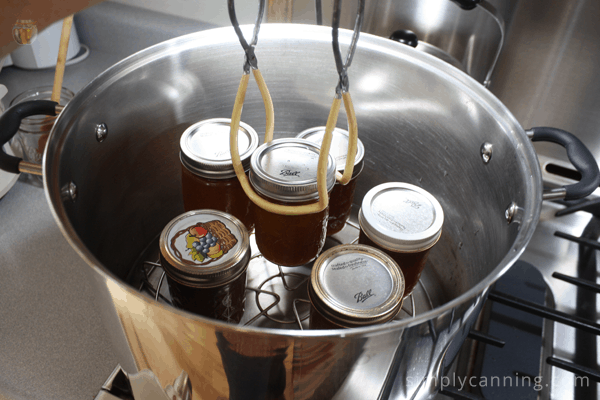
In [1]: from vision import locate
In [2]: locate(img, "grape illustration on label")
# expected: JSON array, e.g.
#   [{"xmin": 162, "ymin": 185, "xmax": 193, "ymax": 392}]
[{"xmin": 170, "ymin": 220, "xmax": 238, "ymax": 265}]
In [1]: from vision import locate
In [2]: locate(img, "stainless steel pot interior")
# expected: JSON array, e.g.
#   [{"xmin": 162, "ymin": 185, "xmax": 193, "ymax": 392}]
[
  {"xmin": 336, "ymin": 0, "xmax": 506, "ymax": 84},
  {"xmin": 43, "ymin": 24, "xmax": 541, "ymax": 399}
]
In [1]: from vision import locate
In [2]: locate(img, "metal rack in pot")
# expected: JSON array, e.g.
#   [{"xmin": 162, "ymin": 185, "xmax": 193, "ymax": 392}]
[{"xmin": 132, "ymin": 219, "xmax": 436, "ymax": 330}]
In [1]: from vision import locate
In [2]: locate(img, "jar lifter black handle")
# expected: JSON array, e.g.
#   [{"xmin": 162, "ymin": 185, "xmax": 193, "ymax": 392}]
[
  {"xmin": 528, "ymin": 127, "xmax": 600, "ymax": 200},
  {"xmin": 0, "ymin": 100, "xmax": 58, "ymax": 174}
]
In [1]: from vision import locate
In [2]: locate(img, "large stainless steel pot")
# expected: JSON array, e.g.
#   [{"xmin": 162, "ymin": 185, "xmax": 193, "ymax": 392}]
[{"xmin": 1, "ymin": 24, "xmax": 598, "ymax": 399}]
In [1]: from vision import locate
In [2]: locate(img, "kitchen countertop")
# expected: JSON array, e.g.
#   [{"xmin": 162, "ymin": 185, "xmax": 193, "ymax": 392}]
[
  {"xmin": 0, "ymin": 179, "xmax": 125, "ymax": 400},
  {"xmin": 0, "ymin": 2, "xmax": 216, "ymax": 399},
  {"xmin": 3, "ymin": 2, "xmax": 595, "ymax": 399}
]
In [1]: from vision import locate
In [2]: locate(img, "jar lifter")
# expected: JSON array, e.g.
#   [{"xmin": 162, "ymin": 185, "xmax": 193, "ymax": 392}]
[{"xmin": 228, "ymin": 0, "xmax": 365, "ymax": 215}]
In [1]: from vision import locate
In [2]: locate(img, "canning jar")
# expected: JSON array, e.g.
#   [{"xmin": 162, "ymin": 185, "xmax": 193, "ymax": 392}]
[
  {"xmin": 308, "ymin": 244, "xmax": 405, "ymax": 329},
  {"xmin": 159, "ymin": 209, "xmax": 251, "ymax": 323},
  {"xmin": 249, "ymin": 138, "xmax": 336, "ymax": 266},
  {"xmin": 9, "ymin": 86, "xmax": 74, "ymax": 186},
  {"xmin": 296, "ymin": 126, "xmax": 365, "ymax": 236},
  {"xmin": 180, "ymin": 118, "xmax": 258, "ymax": 231},
  {"xmin": 358, "ymin": 182, "xmax": 444, "ymax": 297}
]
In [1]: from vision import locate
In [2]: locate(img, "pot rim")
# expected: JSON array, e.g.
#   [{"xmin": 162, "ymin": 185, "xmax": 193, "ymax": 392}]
[{"xmin": 43, "ymin": 23, "xmax": 543, "ymax": 338}]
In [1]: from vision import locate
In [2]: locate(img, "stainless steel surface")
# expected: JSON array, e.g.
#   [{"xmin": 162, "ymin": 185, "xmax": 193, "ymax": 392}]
[
  {"xmin": 480, "ymin": 142, "xmax": 493, "ymax": 164},
  {"xmin": 335, "ymin": 0, "xmax": 513, "ymax": 84},
  {"xmin": 504, "ymin": 201, "xmax": 518, "ymax": 223},
  {"xmin": 61, "ymin": 181, "xmax": 77, "ymax": 202},
  {"xmin": 543, "ymin": 188, "xmax": 568, "ymax": 201},
  {"xmin": 477, "ymin": 0, "xmax": 505, "ymax": 87},
  {"xmin": 95, "ymin": 123, "xmax": 108, "ymax": 142},
  {"xmin": 95, "ymin": 365, "xmax": 192, "ymax": 400},
  {"xmin": 491, "ymin": 0, "xmax": 600, "ymax": 178},
  {"xmin": 39, "ymin": 23, "xmax": 543, "ymax": 399},
  {"xmin": 414, "ymin": 41, "xmax": 465, "ymax": 73}
]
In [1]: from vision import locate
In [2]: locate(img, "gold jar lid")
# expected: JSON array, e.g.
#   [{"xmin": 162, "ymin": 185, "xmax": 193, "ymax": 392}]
[
  {"xmin": 309, "ymin": 244, "xmax": 405, "ymax": 328},
  {"xmin": 159, "ymin": 210, "xmax": 250, "ymax": 287}
]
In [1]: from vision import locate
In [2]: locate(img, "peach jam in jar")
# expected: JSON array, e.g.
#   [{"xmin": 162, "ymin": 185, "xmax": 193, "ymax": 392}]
[
  {"xmin": 308, "ymin": 244, "xmax": 405, "ymax": 329},
  {"xmin": 159, "ymin": 209, "xmax": 251, "ymax": 323},
  {"xmin": 358, "ymin": 183, "xmax": 444, "ymax": 297},
  {"xmin": 180, "ymin": 118, "xmax": 258, "ymax": 231},
  {"xmin": 249, "ymin": 138, "xmax": 336, "ymax": 266},
  {"xmin": 296, "ymin": 127, "xmax": 365, "ymax": 236}
]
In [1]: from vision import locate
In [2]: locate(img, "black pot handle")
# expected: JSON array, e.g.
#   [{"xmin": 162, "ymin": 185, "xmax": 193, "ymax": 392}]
[
  {"xmin": 389, "ymin": 30, "xmax": 418, "ymax": 48},
  {"xmin": 0, "ymin": 100, "xmax": 58, "ymax": 174},
  {"xmin": 450, "ymin": 0, "xmax": 481, "ymax": 11},
  {"xmin": 528, "ymin": 127, "xmax": 600, "ymax": 200}
]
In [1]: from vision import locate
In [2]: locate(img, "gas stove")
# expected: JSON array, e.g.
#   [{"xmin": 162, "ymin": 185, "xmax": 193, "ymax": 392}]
[{"xmin": 433, "ymin": 199, "xmax": 600, "ymax": 400}]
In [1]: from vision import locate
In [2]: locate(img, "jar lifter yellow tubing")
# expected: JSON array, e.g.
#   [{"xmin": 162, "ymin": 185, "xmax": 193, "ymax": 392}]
[
  {"xmin": 337, "ymin": 91, "xmax": 358, "ymax": 185},
  {"xmin": 230, "ymin": 69, "xmax": 355, "ymax": 215}
]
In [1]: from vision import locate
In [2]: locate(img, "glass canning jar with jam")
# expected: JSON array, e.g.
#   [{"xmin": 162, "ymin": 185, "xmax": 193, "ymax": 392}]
[
  {"xmin": 159, "ymin": 209, "xmax": 251, "ymax": 323},
  {"xmin": 308, "ymin": 244, "xmax": 405, "ymax": 329},
  {"xmin": 180, "ymin": 118, "xmax": 259, "ymax": 231},
  {"xmin": 358, "ymin": 182, "xmax": 444, "ymax": 297},
  {"xmin": 249, "ymin": 138, "xmax": 336, "ymax": 267},
  {"xmin": 296, "ymin": 127, "xmax": 365, "ymax": 236}
]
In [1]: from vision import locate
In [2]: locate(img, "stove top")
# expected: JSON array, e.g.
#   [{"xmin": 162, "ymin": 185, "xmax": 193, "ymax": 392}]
[{"xmin": 436, "ymin": 200, "xmax": 600, "ymax": 400}]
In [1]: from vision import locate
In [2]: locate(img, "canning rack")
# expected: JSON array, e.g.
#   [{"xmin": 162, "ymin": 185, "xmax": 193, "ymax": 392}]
[{"xmin": 132, "ymin": 218, "xmax": 436, "ymax": 330}]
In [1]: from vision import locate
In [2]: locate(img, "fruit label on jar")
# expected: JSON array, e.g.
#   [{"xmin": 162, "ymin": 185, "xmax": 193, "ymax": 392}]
[{"xmin": 169, "ymin": 219, "xmax": 238, "ymax": 266}]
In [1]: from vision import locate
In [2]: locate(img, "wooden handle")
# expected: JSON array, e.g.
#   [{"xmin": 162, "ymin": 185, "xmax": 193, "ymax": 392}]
[
  {"xmin": 51, "ymin": 15, "xmax": 74, "ymax": 103},
  {"xmin": 230, "ymin": 69, "xmax": 338, "ymax": 215}
]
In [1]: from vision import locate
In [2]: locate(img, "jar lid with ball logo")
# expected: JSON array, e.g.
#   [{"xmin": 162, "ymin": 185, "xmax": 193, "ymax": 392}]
[
  {"xmin": 159, "ymin": 209, "xmax": 251, "ymax": 288},
  {"xmin": 249, "ymin": 138, "xmax": 336, "ymax": 202},
  {"xmin": 308, "ymin": 244, "xmax": 405, "ymax": 328}
]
